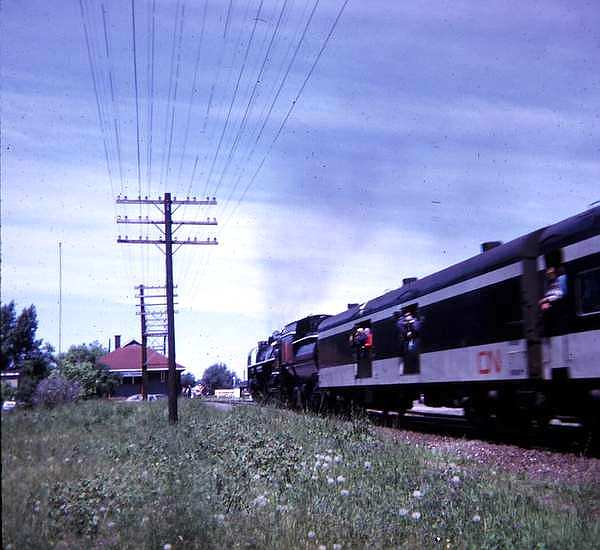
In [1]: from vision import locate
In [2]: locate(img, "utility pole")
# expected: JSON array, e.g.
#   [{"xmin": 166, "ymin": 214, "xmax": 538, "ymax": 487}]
[
  {"xmin": 117, "ymin": 193, "xmax": 218, "ymax": 423},
  {"xmin": 137, "ymin": 284, "xmax": 148, "ymax": 401},
  {"xmin": 135, "ymin": 284, "xmax": 171, "ymax": 399}
]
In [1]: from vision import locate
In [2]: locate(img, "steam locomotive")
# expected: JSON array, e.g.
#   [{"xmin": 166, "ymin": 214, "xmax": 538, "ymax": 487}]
[{"xmin": 247, "ymin": 207, "xmax": 600, "ymax": 432}]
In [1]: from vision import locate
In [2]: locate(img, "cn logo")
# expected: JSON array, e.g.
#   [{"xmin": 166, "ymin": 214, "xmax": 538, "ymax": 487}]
[{"xmin": 477, "ymin": 350, "xmax": 501, "ymax": 375}]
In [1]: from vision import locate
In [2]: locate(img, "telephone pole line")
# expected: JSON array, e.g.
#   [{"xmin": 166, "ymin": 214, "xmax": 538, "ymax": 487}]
[{"xmin": 117, "ymin": 192, "xmax": 218, "ymax": 423}]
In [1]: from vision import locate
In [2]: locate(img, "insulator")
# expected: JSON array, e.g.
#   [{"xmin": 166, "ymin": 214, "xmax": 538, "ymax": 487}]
[
  {"xmin": 118, "ymin": 235, "xmax": 121, "ymax": 239},
  {"xmin": 137, "ymin": 195, "xmax": 141, "ymax": 200},
  {"xmin": 186, "ymin": 196, "xmax": 190, "ymax": 200},
  {"xmin": 194, "ymin": 236, "xmax": 197, "ymax": 241},
  {"xmin": 212, "ymin": 197, "xmax": 216, "ymax": 202},
  {"xmin": 125, "ymin": 215, "xmax": 128, "ymax": 219},
  {"xmin": 206, "ymin": 196, "xmax": 210, "ymax": 201},
  {"xmin": 193, "ymin": 197, "xmax": 196, "ymax": 201},
  {"xmin": 124, "ymin": 195, "xmax": 128, "ymax": 200},
  {"xmin": 145, "ymin": 196, "xmax": 148, "ymax": 200}
]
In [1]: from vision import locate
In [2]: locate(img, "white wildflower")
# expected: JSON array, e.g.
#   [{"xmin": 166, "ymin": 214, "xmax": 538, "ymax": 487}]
[
  {"xmin": 215, "ymin": 514, "xmax": 225, "ymax": 523},
  {"xmin": 252, "ymin": 473, "xmax": 260, "ymax": 481},
  {"xmin": 333, "ymin": 545, "xmax": 343, "ymax": 550},
  {"xmin": 308, "ymin": 531, "xmax": 317, "ymax": 540},
  {"xmin": 321, "ymin": 462, "xmax": 330, "ymax": 470},
  {"xmin": 107, "ymin": 521, "xmax": 116, "ymax": 529},
  {"xmin": 252, "ymin": 494, "xmax": 268, "ymax": 508},
  {"xmin": 276, "ymin": 504, "xmax": 289, "ymax": 512},
  {"xmin": 314, "ymin": 461, "xmax": 322, "ymax": 469},
  {"xmin": 324, "ymin": 455, "xmax": 332, "ymax": 462},
  {"xmin": 336, "ymin": 475, "xmax": 346, "ymax": 484},
  {"xmin": 472, "ymin": 514, "xmax": 481, "ymax": 523},
  {"xmin": 412, "ymin": 490, "xmax": 422, "ymax": 499},
  {"xmin": 334, "ymin": 455, "xmax": 342, "ymax": 463},
  {"xmin": 318, "ymin": 546, "xmax": 327, "ymax": 550},
  {"xmin": 327, "ymin": 477, "xmax": 335, "ymax": 485},
  {"xmin": 451, "ymin": 475, "xmax": 460, "ymax": 484},
  {"xmin": 311, "ymin": 474, "xmax": 318, "ymax": 480},
  {"xmin": 398, "ymin": 508, "xmax": 409, "ymax": 517},
  {"xmin": 411, "ymin": 511, "xmax": 421, "ymax": 520},
  {"xmin": 340, "ymin": 489, "xmax": 350, "ymax": 497},
  {"xmin": 163, "ymin": 545, "xmax": 172, "ymax": 550},
  {"xmin": 364, "ymin": 461, "xmax": 372, "ymax": 470}
]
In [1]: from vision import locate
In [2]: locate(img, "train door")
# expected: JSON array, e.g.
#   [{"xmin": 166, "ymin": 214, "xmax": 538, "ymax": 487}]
[
  {"xmin": 395, "ymin": 304, "xmax": 421, "ymax": 375},
  {"xmin": 539, "ymin": 249, "xmax": 569, "ymax": 373},
  {"xmin": 350, "ymin": 321, "xmax": 373, "ymax": 378}
]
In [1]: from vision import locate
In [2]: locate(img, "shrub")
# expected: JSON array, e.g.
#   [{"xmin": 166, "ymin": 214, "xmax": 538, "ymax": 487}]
[{"xmin": 32, "ymin": 374, "xmax": 81, "ymax": 408}]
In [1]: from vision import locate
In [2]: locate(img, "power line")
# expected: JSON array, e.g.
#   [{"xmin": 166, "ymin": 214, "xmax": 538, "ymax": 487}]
[
  {"xmin": 212, "ymin": 0, "xmax": 290, "ymax": 198},
  {"xmin": 202, "ymin": 0, "xmax": 265, "ymax": 198},
  {"xmin": 130, "ymin": 0, "xmax": 142, "ymax": 199},
  {"xmin": 223, "ymin": 0, "xmax": 350, "ymax": 230},
  {"xmin": 176, "ymin": 0, "xmax": 208, "ymax": 190}
]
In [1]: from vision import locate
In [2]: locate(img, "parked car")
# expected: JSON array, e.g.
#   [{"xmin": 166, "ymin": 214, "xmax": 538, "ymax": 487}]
[
  {"xmin": 2, "ymin": 400, "xmax": 17, "ymax": 412},
  {"xmin": 125, "ymin": 394, "xmax": 143, "ymax": 402},
  {"xmin": 125, "ymin": 393, "xmax": 167, "ymax": 402}
]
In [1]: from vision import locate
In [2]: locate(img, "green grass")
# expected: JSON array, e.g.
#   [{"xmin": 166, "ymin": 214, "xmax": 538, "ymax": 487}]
[{"xmin": 2, "ymin": 400, "xmax": 599, "ymax": 549}]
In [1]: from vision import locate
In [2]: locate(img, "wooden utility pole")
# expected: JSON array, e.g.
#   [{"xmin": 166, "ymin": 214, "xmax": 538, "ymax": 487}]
[
  {"xmin": 117, "ymin": 193, "xmax": 218, "ymax": 423},
  {"xmin": 137, "ymin": 284, "xmax": 148, "ymax": 400}
]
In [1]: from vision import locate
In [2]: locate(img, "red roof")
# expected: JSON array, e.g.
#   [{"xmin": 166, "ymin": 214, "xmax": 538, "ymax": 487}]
[{"xmin": 98, "ymin": 340, "xmax": 185, "ymax": 371}]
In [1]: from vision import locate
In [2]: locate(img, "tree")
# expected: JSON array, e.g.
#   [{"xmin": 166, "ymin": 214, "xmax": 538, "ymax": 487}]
[
  {"xmin": 1, "ymin": 301, "xmax": 55, "ymax": 404},
  {"xmin": 201, "ymin": 363, "xmax": 235, "ymax": 395},
  {"xmin": 1, "ymin": 301, "xmax": 44, "ymax": 371},
  {"xmin": 58, "ymin": 342, "xmax": 120, "ymax": 398},
  {"xmin": 57, "ymin": 341, "xmax": 107, "ymax": 367},
  {"xmin": 181, "ymin": 371, "xmax": 196, "ymax": 389}
]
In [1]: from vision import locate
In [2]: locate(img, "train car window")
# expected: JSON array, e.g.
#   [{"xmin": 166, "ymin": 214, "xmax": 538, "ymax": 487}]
[{"xmin": 576, "ymin": 267, "xmax": 600, "ymax": 316}]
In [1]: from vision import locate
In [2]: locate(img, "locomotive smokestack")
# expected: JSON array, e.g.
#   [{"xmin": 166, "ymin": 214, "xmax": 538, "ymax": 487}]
[
  {"xmin": 402, "ymin": 277, "xmax": 418, "ymax": 286},
  {"xmin": 115, "ymin": 335, "xmax": 121, "ymax": 349},
  {"xmin": 481, "ymin": 241, "xmax": 502, "ymax": 253}
]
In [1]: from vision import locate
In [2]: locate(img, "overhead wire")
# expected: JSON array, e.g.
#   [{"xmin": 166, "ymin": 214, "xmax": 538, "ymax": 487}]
[
  {"xmin": 186, "ymin": 0, "xmax": 235, "ymax": 197},
  {"xmin": 202, "ymin": 0, "xmax": 265, "ymax": 199},
  {"xmin": 212, "ymin": 0, "xmax": 290, "ymax": 199},
  {"xmin": 159, "ymin": 0, "xmax": 183, "ymax": 193},
  {"xmin": 164, "ymin": 4, "xmax": 186, "ymax": 191},
  {"xmin": 101, "ymin": 4, "xmax": 125, "ymax": 195},
  {"xmin": 218, "ymin": 0, "xmax": 319, "ymax": 225},
  {"xmin": 176, "ymin": 0, "xmax": 208, "ymax": 192},
  {"xmin": 222, "ymin": 0, "xmax": 350, "ymax": 231}
]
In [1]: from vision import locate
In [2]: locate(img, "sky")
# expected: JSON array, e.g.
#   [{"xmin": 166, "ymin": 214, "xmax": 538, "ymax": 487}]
[{"xmin": 1, "ymin": 0, "xmax": 599, "ymax": 380}]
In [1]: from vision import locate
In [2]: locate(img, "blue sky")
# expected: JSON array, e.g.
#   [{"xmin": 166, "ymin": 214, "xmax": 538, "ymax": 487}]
[{"xmin": 2, "ymin": 0, "xmax": 599, "ymax": 378}]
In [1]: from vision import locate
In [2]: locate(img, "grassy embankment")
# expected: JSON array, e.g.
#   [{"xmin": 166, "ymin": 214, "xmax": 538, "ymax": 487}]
[{"xmin": 2, "ymin": 400, "xmax": 599, "ymax": 549}]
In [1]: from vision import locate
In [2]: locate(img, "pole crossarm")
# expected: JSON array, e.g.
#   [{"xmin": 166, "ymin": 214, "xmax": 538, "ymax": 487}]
[
  {"xmin": 118, "ymin": 237, "xmax": 218, "ymax": 245},
  {"xmin": 117, "ymin": 217, "xmax": 218, "ymax": 226},
  {"xmin": 135, "ymin": 285, "xmax": 168, "ymax": 290},
  {"xmin": 146, "ymin": 331, "xmax": 169, "ymax": 338},
  {"xmin": 117, "ymin": 195, "xmax": 217, "ymax": 206}
]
